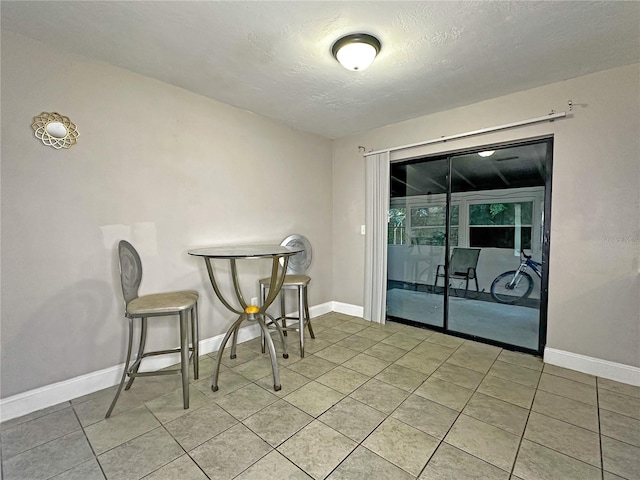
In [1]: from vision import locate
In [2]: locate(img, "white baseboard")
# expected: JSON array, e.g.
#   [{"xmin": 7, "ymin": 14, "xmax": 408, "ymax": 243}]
[
  {"xmin": 9, "ymin": 304, "xmax": 638, "ymax": 423},
  {"xmin": 0, "ymin": 363, "xmax": 124, "ymax": 424},
  {"xmin": 544, "ymin": 347, "xmax": 640, "ymax": 387},
  {"xmin": 0, "ymin": 302, "xmax": 361, "ymax": 423},
  {"xmin": 293, "ymin": 300, "xmax": 363, "ymax": 319},
  {"xmin": 310, "ymin": 301, "xmax": 334, "ymax": 318},
  {"xmin": 0, "ymin": 322, "xmax": 262, "ymax": 423},
  {"xmin": 332, "ymin": 301, "xmax": 364, "ymax": 318}
]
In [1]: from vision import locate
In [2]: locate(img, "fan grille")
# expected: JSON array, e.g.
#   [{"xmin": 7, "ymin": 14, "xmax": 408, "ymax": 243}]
[{"xmin": 282, "ymin": 234, "xmax": 312, "ymax": 274}]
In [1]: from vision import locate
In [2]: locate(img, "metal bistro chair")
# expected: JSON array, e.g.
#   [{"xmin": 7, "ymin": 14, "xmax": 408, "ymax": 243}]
[
  {"xmin": 435, "ymin": 247, "xmax": 481, "ymax": 298},
  {"xmin": 259, "ymin": 234, "xmax": 315, "ymax": 357},
  {"xmin": 106, "ymin": 240, "xmax": 199, "ymax": 418}
]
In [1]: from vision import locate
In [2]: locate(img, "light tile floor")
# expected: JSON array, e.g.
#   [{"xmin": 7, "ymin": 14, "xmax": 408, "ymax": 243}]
[{"xmin": 2, "ymin": 312, "xmax": 639, "ymax": 480}]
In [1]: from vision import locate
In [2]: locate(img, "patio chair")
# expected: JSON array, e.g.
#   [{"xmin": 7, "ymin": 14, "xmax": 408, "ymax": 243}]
[{"xmin": 435, "ymin": 247, "xmax": 481, "ymax": 298}]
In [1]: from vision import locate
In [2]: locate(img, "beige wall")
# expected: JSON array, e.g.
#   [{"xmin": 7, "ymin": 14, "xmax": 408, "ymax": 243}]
[
  {"xmin": 2, "ymin": 28, "xmax": 638, "ymax": 400},
  {"xmin": 1, "ymin": 32, "xmax": 333, "ymax": 398},
  {"xmin": 333, "ymin": 63, "xmax": 640, "ymax": 368}
]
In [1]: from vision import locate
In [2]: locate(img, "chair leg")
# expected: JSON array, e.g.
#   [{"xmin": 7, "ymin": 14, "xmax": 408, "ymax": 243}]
[
  {"xmin": 179, "ymin": 311, "xmax": 189, "ymax": 410},
  {"xmin": 191, "ymin": 303, "xmax": 199, "ymax": 380},
  {"xmin": 298, "ymin": 286, "xmax": 305, "ymax": 358},
  {"xmin": 434, "ymin": 265, "xmax": 444, "ymax": 293},
  {"xmin": 280, "ymin": 290, "xmax": 287, "ymax": 335},
  {"xmin": 125, "ymin": 317, "xmax": 147, "ymax": 391},
  {"xmin": 106, "ymin": 317, "xmax": 135, "ymax": 418},
  {"xmin": 260, "ymin": 284, "xmax": 267, "ymax": 353},
  {"xmin": 264, "ymin": 312, "xmax": 288, "ymax": 359},
  {"xmin": 303, "ymin": 285, "xmax": 314, "ymax": 339}
]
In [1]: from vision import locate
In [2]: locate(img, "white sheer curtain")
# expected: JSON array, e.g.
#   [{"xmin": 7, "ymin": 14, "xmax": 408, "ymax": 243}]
[{"xmin": 364, "ymin": 151, "xmax": 390, "ymax": 323}]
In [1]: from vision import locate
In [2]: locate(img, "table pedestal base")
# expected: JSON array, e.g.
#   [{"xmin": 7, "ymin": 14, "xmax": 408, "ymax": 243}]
[
  {"xmin": 189, "ymin": 246, "xmax": 299, "ymax": 393},
  {"xmin": 211, "ymin": 311, "xmax": 288, "ymax": 392}
]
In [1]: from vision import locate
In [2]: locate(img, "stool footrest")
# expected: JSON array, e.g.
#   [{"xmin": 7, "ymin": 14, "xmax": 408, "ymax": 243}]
[
  {"xmin": 129, "ymin": 370, "xmax": 179, "ymax": 378},
  {"xmin": 127, "ymin": 350, "xmax": 196, "ymax": 377},
  {"xmin": 265, "ymin": 316, "xmax": 309, "ymax": 331}
]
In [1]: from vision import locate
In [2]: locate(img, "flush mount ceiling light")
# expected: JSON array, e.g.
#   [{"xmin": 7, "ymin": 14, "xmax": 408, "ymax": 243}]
[
  {"xmin": 331, "ymin": 33, "xmax": 381, "ymax": 71},
  {"xmin": 478, "ymin": 150, "xmax": 496, "ymax": 157}
]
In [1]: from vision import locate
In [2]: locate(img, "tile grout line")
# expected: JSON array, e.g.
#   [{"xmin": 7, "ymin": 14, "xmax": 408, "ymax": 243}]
[
  {"xmin": 412, "ymin": 340, "xmax": 479, "ymax": 479},
  {"xmin": 76, "ymin": 385, "xmax": 204, "ymax": 478},
  {"xmin": 0, "ymin": 329, "xmax": 502, "ymax": 479},
  {"xmin": 508, "ymin": 364, "xmax": 544, "ymax": 479},
  {"xmin": 229, "ymin": 326, "xmax": 446, "ymax": 479},
  {"xmin": 337, "ymin": 336, "xmax": 474, "ymax": 479},
  {"xmin": 414, "ymin": 344, "xmax": 517, "ymax": 478},
  {"xmin": 509, "ymin": 416, "xmax": 613, "ymax": 475},
  {"xmin": 242, "ymin": 328, "xmax": 525, "ymax": 478},
  {"xmin": 5, "ymin": 316, "xmax": 635, "ymax": 480},
  {"xmin": 199, "ymin": 333, "xmax": 342, "ymax": 479},
  {"xmin": 596, "ymin": 377, "xmax": 604, "ymax": 480},
  {"xmin": 69, "ymin": 405, "xmax": 110, "ymax": 480},
  {"xmin": 227, "ymin": 317, "xmax": 371, "ymax": 479}
]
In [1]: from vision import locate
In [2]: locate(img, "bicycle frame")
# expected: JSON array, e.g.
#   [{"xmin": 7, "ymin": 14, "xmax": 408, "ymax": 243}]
[{"xmin": 510, "ymin": 253, "xmax": 542, "ymax": 287}]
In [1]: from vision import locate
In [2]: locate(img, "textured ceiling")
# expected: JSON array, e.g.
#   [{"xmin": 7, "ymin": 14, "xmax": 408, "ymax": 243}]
[{"xmin": 2, "ymin": 1, "xmax": 639, "ymax": 139}]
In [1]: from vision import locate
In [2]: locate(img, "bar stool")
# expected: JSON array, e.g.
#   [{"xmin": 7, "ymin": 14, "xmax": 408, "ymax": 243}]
[
  {"xmin": 259, "ymin": 234, "xmax": 315, "ymax": 357},
  {"xmin": 106, "ymin": 240, "xmax": 199, "ymax": 418}
]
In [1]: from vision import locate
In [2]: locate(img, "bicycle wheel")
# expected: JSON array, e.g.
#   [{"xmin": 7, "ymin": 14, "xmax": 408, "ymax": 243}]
[{"xmin": 490, "ymin": 271, "xmax": 534, "ymax": 304}]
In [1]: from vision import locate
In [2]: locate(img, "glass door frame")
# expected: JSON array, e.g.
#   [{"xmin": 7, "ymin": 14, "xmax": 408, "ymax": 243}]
[{"xmin": 387, "ymin": 136, "xmax": 553, "ymax": 356}]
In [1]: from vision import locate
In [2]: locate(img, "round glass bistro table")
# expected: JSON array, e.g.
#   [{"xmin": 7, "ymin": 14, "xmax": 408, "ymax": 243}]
[{"xmin": 188, "ymin": 244, "xmax": 302, "ymax": 391}]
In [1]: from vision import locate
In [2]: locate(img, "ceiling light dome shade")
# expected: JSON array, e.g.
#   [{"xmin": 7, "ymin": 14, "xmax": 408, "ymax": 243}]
[
  {"xmin": 332, "ymin": 34, "xmax": 381, "ymax": 71},
  {"xmin": 478, "ymin": 150, "xmax": 496, "ymax": 157}
]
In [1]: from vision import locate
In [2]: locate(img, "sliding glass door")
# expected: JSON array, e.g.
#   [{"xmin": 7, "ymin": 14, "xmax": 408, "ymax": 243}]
[
  {"xmin": 386, "ymin": 157, "xmax": 448, "ymax": 329},
  {"xmin": 386, "ymin": 139, "xmax": 552, "ymax": 354}
]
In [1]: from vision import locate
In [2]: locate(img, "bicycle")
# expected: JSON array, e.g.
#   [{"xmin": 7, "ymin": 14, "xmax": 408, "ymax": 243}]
[{"xmin": 490, "ymin": 251, "xmax": 542, "ymax": 304}]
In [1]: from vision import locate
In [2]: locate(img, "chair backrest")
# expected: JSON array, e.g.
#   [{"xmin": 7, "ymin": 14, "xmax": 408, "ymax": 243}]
[
  {"xmin": 449, "ymin": 248, "xmax": 480, "ymax": 276},
  {"xmin": 118, "ymin": 240, "xmax": 142, "ymax": 303},
  {"xmin": 281, "ymin": 234, "xmax": 312, "ymax": 275}
]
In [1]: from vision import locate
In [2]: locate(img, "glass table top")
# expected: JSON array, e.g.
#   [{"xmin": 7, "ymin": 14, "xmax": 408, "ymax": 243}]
[{"xmin": 188, "ymin": 244, "xmax": 302, "ymax": 259}]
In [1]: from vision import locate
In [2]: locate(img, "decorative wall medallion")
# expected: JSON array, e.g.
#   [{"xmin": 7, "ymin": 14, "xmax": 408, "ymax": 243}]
[{"xmin": 32, "ymin": 112, "xmax": 79, "ymax": 149}]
